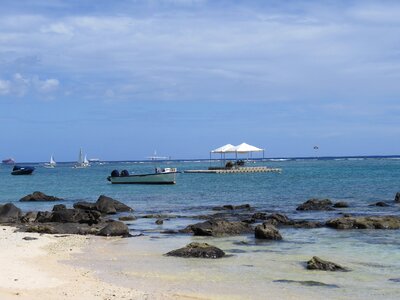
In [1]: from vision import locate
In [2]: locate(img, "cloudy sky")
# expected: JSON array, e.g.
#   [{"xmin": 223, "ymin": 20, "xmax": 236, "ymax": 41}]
[{"xmin": 1, "ymin": 0, "xmax": 400, "ymax": 161}]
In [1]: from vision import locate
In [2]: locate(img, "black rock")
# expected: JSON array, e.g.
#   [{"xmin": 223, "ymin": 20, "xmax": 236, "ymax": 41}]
[
  {"xmin": 22, "ymin": 236, "xmax": 38, "ymax": 241},
  {"xmin": 73, "ymin": 195, "xmax": 133, "ymax": 215},
  {"xmin": 369, "ymin": 201, "xmax": 389, "ymax": 207},
  {"xmin": 52, "ymin": 204, "xmax": 67, "ymax": 211},
  {"xmin": 20, "ymin": 191, "xmax": 62, "ymax": 202},
  {"xmin": 326, "ymin": 215, "xmax": 400, "ymax": 229},
  {"xmin": 0, "ymin": 203, "xmax": 22, "ymax": 223},
  {"xmin": 50, "ymin": 209, "xmax": 101, "ymax": 225},
  {"xmin": 297, "ymin": 199, "xmax": 334, "ymax": 211},
  {"xmin": 307, "ymin": 256, "xmax": 348, "ymax": 271},
  {"xmin": 155, "ymin": 219, "xmax": 164, "ymax": 225},
  {"xmin": 395, "ymin": 192, "xmax": 400, "ymax": 203},
  {"xmin": 184, "ymin": 219, "xmax": 253, "ymax": 237},
  {"xmin": 333, "ymin": 201, "xmax": 349, "ymax": 208},
  {"xmin": 263, "ymin": 213, "xmax": 293, "ymax": 226},
  {"xmin": 97, "ymin": 221, "xmax": 130, "ymax": 236},
  {"xmin": 20, "ymin": 211, "xmax": 38, "ymax": 223},
  {"xmin": 165, "ymin": 242, "xmax": 225, "ymax": 259},
  {"xmin": 255, "ymin": 224, "xmax": 282, "ymax": 240}
]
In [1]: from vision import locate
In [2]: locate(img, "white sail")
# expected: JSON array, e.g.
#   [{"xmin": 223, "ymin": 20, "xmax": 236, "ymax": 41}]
[
  {"xmin": 84, "ymin": 155, "xmax": 89, "ymax": 165},
  {"xmin": 78, "ymin": 148, "xmax": 84, "ymax": 164},
  {"xmin": 50, "ymin": 155, "xmax": 56, "ymax": 165}
]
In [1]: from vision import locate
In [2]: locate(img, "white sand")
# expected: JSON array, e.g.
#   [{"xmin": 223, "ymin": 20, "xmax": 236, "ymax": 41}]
[{"xmin": 0, "ymin": 226, "xmax": 168, "ymax": 300}]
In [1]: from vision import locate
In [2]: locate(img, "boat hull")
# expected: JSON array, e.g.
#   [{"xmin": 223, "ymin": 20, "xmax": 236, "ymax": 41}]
[
  {"xmin": 108, "ymin": 172, "xmax": 177, "ymax": 184},
  {"xmin": 11, "ymin": 166, "xmax": 35, "ymax": 175}
]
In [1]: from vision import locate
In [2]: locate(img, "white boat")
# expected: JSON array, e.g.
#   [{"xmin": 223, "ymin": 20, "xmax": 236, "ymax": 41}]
[
  {"xmin": 74, "ymin": 148, "xmax": 90, "ymax": 168},
  {"xmin": 107, "ymin": 167, "xmax": 178, "ymax": 184},
  {"xmin": 44, "ymin": 155, "xmax": 56, "ymax": 168}
]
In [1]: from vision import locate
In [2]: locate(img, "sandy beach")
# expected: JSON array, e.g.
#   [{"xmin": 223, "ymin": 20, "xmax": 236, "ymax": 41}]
[{"xmin": 0, "ymin": 226, "xmax": 153, "ymax": 300}]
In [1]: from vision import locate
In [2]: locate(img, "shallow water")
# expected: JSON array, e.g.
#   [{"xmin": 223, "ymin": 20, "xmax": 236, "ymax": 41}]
[{"xmin": 2, "ymin": 158, "xmax": 400, "ymax": 298}]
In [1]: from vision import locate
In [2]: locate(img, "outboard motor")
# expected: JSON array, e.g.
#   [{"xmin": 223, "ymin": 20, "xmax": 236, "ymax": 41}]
[
  {"xmin": 111, "ymin": 169, "xmax": 120, "ymax": 177},
  {"xmin": 120, "ymin": 170, "xmax": 129, "ymax": 177}
]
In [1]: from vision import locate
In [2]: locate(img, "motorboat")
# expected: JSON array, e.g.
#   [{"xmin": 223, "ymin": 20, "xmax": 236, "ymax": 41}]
[
  {"xmin": 11, "ymin": 165, "xmax": 35, "ymax": 175},
  {"xmin": 2, "ymin": 158, "xmax": 15, "ymax": 165},
  {"xmin": 107, "ymin": 167, "xmax": 178, "ymax": 184},
  {"xmin": 44, "ymin": 155, "xmax": 56, "ymax": 168}
]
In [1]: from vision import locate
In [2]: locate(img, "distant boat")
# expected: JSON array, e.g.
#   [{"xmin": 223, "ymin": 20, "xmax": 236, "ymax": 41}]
[
  {"xmin": 2, "ymin": 158, "xmax": 15, "ymax": 165},
  {"xmin": 11, "ymin": 165, "xmax": 35, "ymax": 175},
  {"xmin": 44, "ymin": 155, "xmax": 56, "ymax": 168},
  {"xmin": 74, "ymin": 148, "xmax": 90, "ymax": 168},
  {"xmin": 107, "ymin": 167, "xmax": 178, "ymax": 184},
  {"xmin": 88, "ymin": 158, "xmax": 100, "ymax": 163}
]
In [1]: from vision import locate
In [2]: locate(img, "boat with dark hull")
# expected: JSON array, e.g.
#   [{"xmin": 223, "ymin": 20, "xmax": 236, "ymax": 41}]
[
  {"xmin": 107, "ymin": 168, "xmax": 178, "ymax": 184},
  {"xmin": 11, "ymin": 165, "xmax": 35, "ymax": 175}
]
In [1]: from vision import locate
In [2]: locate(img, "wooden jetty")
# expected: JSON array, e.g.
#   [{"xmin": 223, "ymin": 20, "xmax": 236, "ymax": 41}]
[{"xmin": 184, "ymin": 167, "xmax": 282, "ymax": 174}]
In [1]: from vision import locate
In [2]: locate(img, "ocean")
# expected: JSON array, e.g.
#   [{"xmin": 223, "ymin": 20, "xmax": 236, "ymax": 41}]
[{"xmin": 1, "ymin": 157, "xmax": 400, "ymax": 299}]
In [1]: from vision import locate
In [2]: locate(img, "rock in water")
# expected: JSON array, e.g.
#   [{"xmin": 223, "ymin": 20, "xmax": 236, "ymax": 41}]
[
  {"xmin": 255, "ymin": 224, "xmax": 282, "ymax": 240},
  {"xmin": 369, "ymin": 201, "xmax": 389, "ymax": 207},
  {"xmin": 395, "ymin": 192, "xmax": 400, "ymax": 203},
  {"xmin": 333, "ymin": 201, "xmax": 349, "ymax": 208},
  {"xmin": 118, "ymin": 215, "xmax": 137, "ymax": 221},
  {"xmin": 155, "ymin": 219, "xmax": 164, "ymax": 225},
  {"xmin": 165, "ymin": 242, "xmax": 225, "ymax": 259},
  {"xmin": 296, "ymin": 199, "xmax": 334, "ymax": 211},
  {"xmin": 74, "ymin": 195, "xmax": 133, "ymax": 214},
  {"xmin": 184, "ymin": 220, "xmax": 253, "ymax": 236},
  {"xmin": 0, "ymin": 203, "xmax": 22, "ymax": 223},
  {"xmin": 326, "ymin": 215, "xmax": 400, "ymax": 229},
  {"xmin": 20, "ymin": 191, "xmax": 62, "ymax": 202},
  {"xmin": 307, "ymin": 256, "xmax": 348, "ymax": 271},
  {"xmin": 97, "ymin": 221, "xmax": 130, "ymax": 236}
]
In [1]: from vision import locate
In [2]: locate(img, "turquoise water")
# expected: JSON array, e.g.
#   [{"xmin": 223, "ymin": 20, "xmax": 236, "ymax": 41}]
[{"xmin": 2, "ymin": 158, "xmax": 400, "ymax": 298}]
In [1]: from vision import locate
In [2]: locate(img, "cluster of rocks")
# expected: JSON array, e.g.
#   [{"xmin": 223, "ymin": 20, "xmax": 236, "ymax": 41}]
[{"xmin": 0, "ymin": 193, "xmax": 133, "ymax": 237}]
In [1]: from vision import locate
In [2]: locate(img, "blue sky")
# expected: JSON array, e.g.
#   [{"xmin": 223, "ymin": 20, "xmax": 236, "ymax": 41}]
[{"xmin": 1, "ymin": 0, "xmax": 400, "ymax": 161}]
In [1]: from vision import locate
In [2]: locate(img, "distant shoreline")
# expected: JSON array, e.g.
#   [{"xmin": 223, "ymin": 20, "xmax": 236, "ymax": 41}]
[{"xmin": 4, "ymin": 154, "xmax": 400, "ymax": 165}]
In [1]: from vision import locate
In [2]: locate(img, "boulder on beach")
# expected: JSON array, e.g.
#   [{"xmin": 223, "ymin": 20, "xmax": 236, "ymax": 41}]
[
  {"xmin": 97, "ymin": 221, "xmax": 130, "ymax": 237},
  {"xmin": 20, "ymin": 191, "xmax": 62, "ymax": 202},
  {"xmin": 326, "ymin": 215, "xmax": 400, "ymax": 229},
  {"xmin": 255, "ymin": 224, "xmax": 282, "ymax": 240},
  {"xmin": 395, "ymin": 192, "xmax": 400, "ymax": 203},
  {"xmin": 183, "ymin": 219, "xmax": 253, "ymax": 236},
  {"xmin": 20, "ymin": 211, "xmax": 38, "ymax": 223},
  {"xmin": 73, "ymin": 195, "xmax": 133, "ymax": 214},
  {"xmin": 165, "ymin": 242, "xmax": 225, "ymax": 259},
  {"xmin": 24, "ymin": 223, "xmax": 100, "ymax": 235},
  {"xmin": 307, "ymin": 256, "xmax": 348, "ymax": 271},
  {"xmin": 0, "ymin": 203, "xmax": 22, "ymax": 223}
]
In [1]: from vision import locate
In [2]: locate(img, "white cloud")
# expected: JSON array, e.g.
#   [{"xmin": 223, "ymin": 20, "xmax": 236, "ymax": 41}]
[
  {"xmin": 0, "ymin": 79, "xmax": 11, "ymax": 95},
  {"xmin": 35, "ymin": 78, "xmax": 59, "ymax": 93}
]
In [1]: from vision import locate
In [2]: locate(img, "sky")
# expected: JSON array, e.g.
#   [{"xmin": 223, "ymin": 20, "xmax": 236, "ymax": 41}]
[{"xmin": 1, "ymin": 0, "xmax": 400, "ymax": 162}]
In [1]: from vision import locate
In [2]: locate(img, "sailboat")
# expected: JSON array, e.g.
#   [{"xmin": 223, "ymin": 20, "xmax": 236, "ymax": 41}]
[
  {"xmin": 44, "ymin": 155, "xmax": 56, "ymax": 168},
  {"xmin": 74, "ymin": 148, "xmax": 90, "ymax": 168}
]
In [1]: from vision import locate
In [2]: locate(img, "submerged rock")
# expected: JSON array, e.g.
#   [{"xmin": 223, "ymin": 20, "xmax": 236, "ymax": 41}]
[
  {"xmin": 183, "ymin": 219, "xmax": 253, "ymax": 237},
  {"xmin": 273, "ymin": 279, "xmax": 339, "ymax": 288},
  {"xmin": 296, "ymin": 199, "xmax": 334, "ymax": 211},
  {"xmin": 155, "ymin": 219, "xmax": 164, "ymax": 225},
  {"xmin": 292, "ymin": 220, "xmax": 324, "ymax": 228},
  {"xmin": 263, "ymin": 213, "xmax": 293, "ymax": 226},
  {"xmin": 326, "ymin": 215, "xmax": 400, "ymax": 229},
  {"xmin": 307, "ymin": 256, "xmax": 348, "ymax": 271},
  {"xmin": 212, "ymin": 204, "xmax": 251, "ymax": 211},
  {"xmin": 0, "ymin": 203, "xmax": 22, "ymax": 223},
  {"xmin": 165, "ymin": 242, "xmax": 225, "ymax": 259},
  {"xmin": 118, "ymin": 215, "xmax": 137, "ymax": 221},
  {"xmin": 97, "ymin": 221, "xmax": 130, "ymax": 237},
  {"xmin": 20, "ymin": 191, "xmax": 62, "ymax": 202},
  {"xmin": 255, "ymin": 224, "xmax": 282, "ymax": 240},
  {"xmin": 369, "ymin": 201, "xmax": 390, "ymax": 207}
]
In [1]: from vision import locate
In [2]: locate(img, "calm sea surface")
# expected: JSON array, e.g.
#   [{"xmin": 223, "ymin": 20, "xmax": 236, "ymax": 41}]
[{"xmin": 2, "ymin": 158, "xmax": 400, "ymax": 299}]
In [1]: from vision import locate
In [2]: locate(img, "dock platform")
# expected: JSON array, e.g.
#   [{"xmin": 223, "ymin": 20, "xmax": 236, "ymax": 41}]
[{"xmin": 184, "ymin": 167, "xmax": 282, "ymax": 174}]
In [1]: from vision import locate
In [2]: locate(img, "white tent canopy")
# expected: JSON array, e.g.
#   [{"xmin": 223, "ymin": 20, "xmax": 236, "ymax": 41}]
[
  {"xmin": 230, "ymin": 142, "xmax": 263, "ymax": 153},
  {"xmin": 211, "ymin": 144, "xmax": 235, "ymax": 153}
]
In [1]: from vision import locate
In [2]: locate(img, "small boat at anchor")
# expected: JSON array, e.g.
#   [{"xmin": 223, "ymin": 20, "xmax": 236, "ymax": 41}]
[
  {"xmin": 107, "ymin": 167, "xmax": 178, "ymax": 184},
  {"xmin": 74, "ymin": 148, "xmax": 90, "ymax": 168},
  {"xmin": 11, "ymin": 165, "xmax": 35, "ymax": 175}
]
